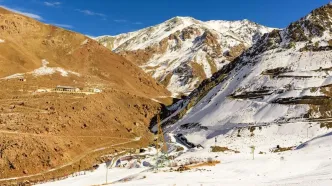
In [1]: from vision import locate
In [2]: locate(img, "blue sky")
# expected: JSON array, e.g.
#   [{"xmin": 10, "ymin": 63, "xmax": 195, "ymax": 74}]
[{"xmin": 0, "ymin": 0, "xmax": 330, "ymax": 37}]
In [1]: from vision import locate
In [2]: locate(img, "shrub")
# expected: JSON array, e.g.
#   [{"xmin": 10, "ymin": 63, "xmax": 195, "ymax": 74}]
[
  {"xmin": 328, "ymin": 39, "xmax": 332, "ymax": 46},
  {"xmin": 272, "ymin": 146, "xmax": 294, "ymax": 153},
  {"xmin": 320, "ymin": 122, "xmax": 332, "ymax": 129},
  {"xmin": 176, "ymin": 146, "xmax": 184, "ymax": 152}
]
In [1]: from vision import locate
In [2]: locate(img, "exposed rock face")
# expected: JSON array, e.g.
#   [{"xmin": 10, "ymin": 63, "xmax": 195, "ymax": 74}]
[{"xmin": 96, "ymin": 17, "xmax": 274, "ymax": 97}]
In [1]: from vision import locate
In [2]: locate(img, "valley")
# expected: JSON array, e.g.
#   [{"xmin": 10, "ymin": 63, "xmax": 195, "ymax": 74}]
[{"xmin": 1, "ymin": 1, "xmax": 332, "ymax": 186}]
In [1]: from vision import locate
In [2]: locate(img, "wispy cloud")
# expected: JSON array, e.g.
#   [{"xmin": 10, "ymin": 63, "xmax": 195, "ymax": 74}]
[
  {"xmin": 76, "ymin": 9, "xmax": 105, "ymax": 17},
  {"xmin": 114, "ymin": 19, "xmax": 127, "ymax": 23},
  {"xmin": 52, "ymin": 23, "xmax": 73, "ymax": 29},
  {"xmin": 0, "ymin": 5, "xmax": 43, "ymax": 20},
  {"xmin": 113, "ymin": 19, "xmax": 143, "ymax": 25},
  {"xmin": 44, "ymin": 1, "xmax": 61, "ymax": 7},
  {"xmin": 133, "ymin": 22, "xmax": 143, "ymax": 25}
]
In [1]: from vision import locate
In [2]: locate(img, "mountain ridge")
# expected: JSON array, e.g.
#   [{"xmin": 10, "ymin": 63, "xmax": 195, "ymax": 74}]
[
  {"xmin": 96, "ymin": 16, "xmax": 275, "ymax": 97},
  {"xmin": 158, "ymin": 3, "xmax": 332, "ymax": 145}
]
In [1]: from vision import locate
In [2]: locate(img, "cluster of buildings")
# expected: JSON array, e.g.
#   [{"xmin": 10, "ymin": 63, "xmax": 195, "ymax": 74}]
[{"xmin": 55, "ymin": 86, "xmax": 102, "ymax": 93}]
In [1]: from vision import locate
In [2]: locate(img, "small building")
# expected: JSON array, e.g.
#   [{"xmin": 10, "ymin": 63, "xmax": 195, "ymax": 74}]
[
  {"xmin": 55, "ymin": 85, "xmax": 80, "ymax": 92},
  {"xmin": 89, "ymin": 88, "xmax": 102, "ymax": 93}
]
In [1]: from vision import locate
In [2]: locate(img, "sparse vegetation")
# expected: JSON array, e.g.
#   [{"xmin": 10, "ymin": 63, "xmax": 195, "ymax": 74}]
[
  {"xmin": 272, "ymin": 146, "xmax": 294, "ymax": 153},
  {"xmin": 210, "ymin": 146, "xmax": 240, "ymax": 153},
  {"xmin": 320, "ymin": 122, "xmax": 332, "ymax": 129},
  {"xmin": 329, "ymin": 39, "xmax": 332, "ymax": 46},
  {"xmin": 206, "ymin": 56, "xmax": 218, "ymax": 74},
  {"xmin": 249, "ymin": 126, "xmax": 256, "ymax": 136},
  {"xmin": 176, "ymin": 165, "xmax": 190, "ymax": 172},
  {"xmin": 287, "ymin": 41, "xmax": 296, "ymax": 49},
  {"xmin": 261, "ymin": 67, "xmax": 292, "ymax": 77},
  {"xmin": 176, "ymin": 146, "xmax": 185, "ymax": 152},
  {"xmin": 160, "ymin": 73, "xmax": 173, "ymax": 87},
  {"xmin": 310, "ymin": 87, "xmax": 318, "ymax": 93},
  {"xmin": 191, "ymin": 61, "xmax": 207, "ymax": 81}
]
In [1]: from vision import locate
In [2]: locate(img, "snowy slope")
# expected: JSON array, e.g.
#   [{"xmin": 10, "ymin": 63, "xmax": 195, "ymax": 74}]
[
  {"xmin": 96, "ymin": 17, "xmax": 274, "ymax": 97},
  {"xmin": 118, "ymin": 130, "xmax": 332, "ymax": 186},
  {"xmin": 160, "ymin": 3, "xmax": 332, "ymax": 144},
  {"xmin": 39, "ymin": 124, "xmax": 332, "ymax": 186}
]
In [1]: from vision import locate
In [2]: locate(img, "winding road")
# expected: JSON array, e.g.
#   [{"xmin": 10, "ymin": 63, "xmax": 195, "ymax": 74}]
[{"xmin": 0, "ymin": 136, "xmax": 141, "ymax": 183}]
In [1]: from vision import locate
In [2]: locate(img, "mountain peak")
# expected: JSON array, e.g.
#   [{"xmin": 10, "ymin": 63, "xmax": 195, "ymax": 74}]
[
  {"xmin": 96, "ymin": 16, "xmax": 274, "ymax": 96},
  {"xmin": 279, "ymin": 3, "xmax": 332, "ymax": 44},
  {"xmin": 172, "ymin": 16, "xmax": 196, "ymax": 20},
  {"xmin": 310, "ymin": 2, "xmax": 332, "ymax": 20},
  {"xmin": 165, "ymin": 16, "xmax": 202, "ymax": 26}
]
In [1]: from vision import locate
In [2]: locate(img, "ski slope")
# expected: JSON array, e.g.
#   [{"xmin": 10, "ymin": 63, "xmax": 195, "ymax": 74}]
[
  {"xmin": 117, "ymin": 133, "xmax": 332, "ymax": 186},
  {"xmin": 39, "ymin": 124, "xmax": 332, "ymax": 186}
]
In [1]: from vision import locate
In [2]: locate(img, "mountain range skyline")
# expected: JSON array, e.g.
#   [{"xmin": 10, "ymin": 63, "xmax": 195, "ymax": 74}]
[
  {"xmin": 0, "ymin": 0, "xmax": 329, "ymax": 36},
  {"xmin": 1, "ymin": 2, "xmax": 332, "ymax": 185}
]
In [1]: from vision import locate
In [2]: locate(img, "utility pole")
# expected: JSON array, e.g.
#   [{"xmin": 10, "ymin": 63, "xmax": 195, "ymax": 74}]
[
  {"xmin": 105, "ymin": 165, "xmax": 108, "ymax": 184},
  {"xmin": 250, "ymin": 146, "xmax": 255, "ymax": 160},
  {"xmin": 307, "ymin": 125, "xmax": 312, "ymax": 138},
  {"xmin": 78, "ymin": 160, "xmax": 81, "ymax": 175},
  {"xmin": 105, "ymin": 159, "xmax": 112, "ymax": 184}
]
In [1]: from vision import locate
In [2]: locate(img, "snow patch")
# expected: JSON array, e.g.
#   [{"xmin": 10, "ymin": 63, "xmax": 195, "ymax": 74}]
[
  {"xmin": 30, "ymin": 59, "xmax": 79, "ymax": 77},
  {"xmin": 1, "ymin": 59, "xmax": 80, "ymax": 79},
  {"xmin": 2, "ymin": 73, "xmax": 24, "ymax": 80}
]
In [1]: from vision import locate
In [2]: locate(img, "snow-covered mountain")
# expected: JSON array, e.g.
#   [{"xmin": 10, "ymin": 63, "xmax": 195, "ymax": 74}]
[
  {"xmin": 96, "ymin": 17, "xmax": 274, "ymax": 97},
  {"xmin": 35, "ymin": 3, "xmax": 332, "ymax": 186},
  {"xmin": 159, "ymin": 3, "xmax": 332, "ymax": 146}
]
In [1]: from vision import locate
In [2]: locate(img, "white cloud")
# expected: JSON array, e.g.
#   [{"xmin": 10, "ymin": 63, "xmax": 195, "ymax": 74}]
[
  {"xmin": 52, "ymin": 23, "xmax": 73, "ymax": 29},
  {"xmin": 0, "ymin": 5, "xmax": 43, "ymax": 20},
  {"xmin": 44, "ymin": 2, "xmax": 61, "ymax": 7},
  {"xmin": 133, "ymin": 22, "xmax": 143, "ymax": 25},
  {"xmin": 114, "ymin": 19, "xmax": 127, "ymax": 23},
  {"xmin": 76, "ymin": 9, "xmax": 105, "ymax": 17}
]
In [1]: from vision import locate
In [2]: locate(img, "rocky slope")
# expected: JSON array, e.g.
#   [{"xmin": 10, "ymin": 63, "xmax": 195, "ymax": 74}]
[
  {"xmin": 0, "ymin": 7, "xmax": 170, "ymax": 182},
  {"xmin": 158, "ymin": 3, "xmax": 332, "ymax": 147},
  {"xmin": 96, "ymin": 17, "xmax": 274, "ymax": 97}
]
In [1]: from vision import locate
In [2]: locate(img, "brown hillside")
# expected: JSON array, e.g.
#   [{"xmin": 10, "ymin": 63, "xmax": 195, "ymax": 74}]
[{"xmin": 0, "ymin": 7, "xmax": 170, "ymax": 183}]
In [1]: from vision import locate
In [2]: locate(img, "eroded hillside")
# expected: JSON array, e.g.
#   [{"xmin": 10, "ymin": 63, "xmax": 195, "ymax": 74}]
[{"xmin": 0, "ymin": 7, "xmax": 170, "ymax": 184}]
